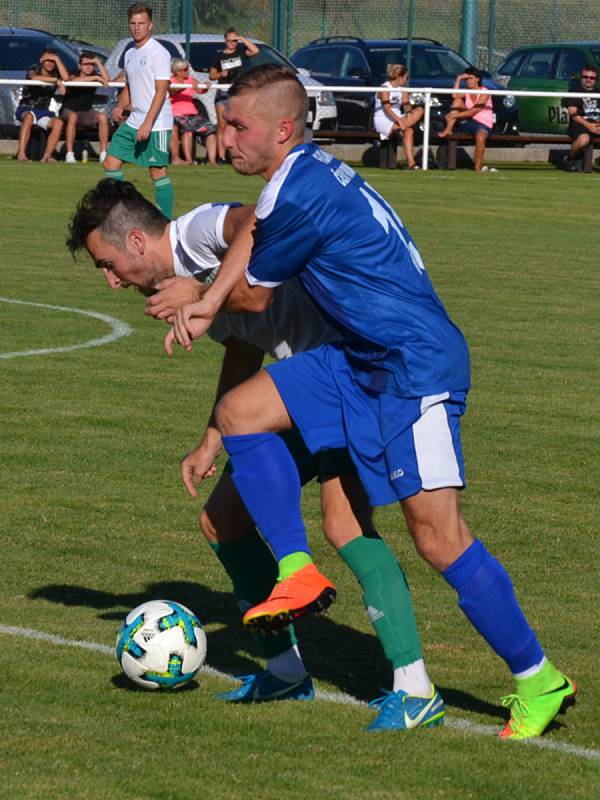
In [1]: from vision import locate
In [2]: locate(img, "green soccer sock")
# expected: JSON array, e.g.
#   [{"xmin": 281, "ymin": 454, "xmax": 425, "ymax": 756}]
[
  {"xmin": 104, "ymin": 169, "xmax": 124, "ymax": 181},
  {"xmin": 209, "ymin": 530, "xmax": 298, "ymax": 659},
  {"xmin": 153, "ymin": 176, "xmax": 174, "ymax": 219},
  {"xmin": 338, "ymin": 532, "xmax": 423, "ymax": 668}
]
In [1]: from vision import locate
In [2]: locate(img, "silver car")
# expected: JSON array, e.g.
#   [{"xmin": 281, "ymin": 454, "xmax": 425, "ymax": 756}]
[{"xmin": 104, "ymin": 33, "xmax": 337, "ymax": 130}]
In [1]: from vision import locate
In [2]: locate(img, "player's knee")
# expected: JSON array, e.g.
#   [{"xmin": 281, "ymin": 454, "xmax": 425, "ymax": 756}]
[{"xmin": 198, "ymin": 504, "xmax": 218, "ymax": 542}]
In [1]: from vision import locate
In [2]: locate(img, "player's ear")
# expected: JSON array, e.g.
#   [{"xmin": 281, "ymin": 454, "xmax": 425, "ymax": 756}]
[
  {"xmin": 127, "ymin": 228, "xmax": 146, "ymax": 255},
  {"xmin": 277, "ymin": 118, "xmax": 295, "ymax": 144}
]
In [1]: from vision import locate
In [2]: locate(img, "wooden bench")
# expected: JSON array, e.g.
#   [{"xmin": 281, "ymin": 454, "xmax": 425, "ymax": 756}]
[
  {"xmin": 312, "ymin": 128, "xmax": 399, "ymax": 168},
  {"xmin": 438, "ymin": 132, "xmax": 600, "ymax": 172}
]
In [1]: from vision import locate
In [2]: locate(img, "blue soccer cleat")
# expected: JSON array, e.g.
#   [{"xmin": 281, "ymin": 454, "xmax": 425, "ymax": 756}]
[
  {"xmin": 217, "ymin": 670, "xmax": 315, "ymax": 703},
  {"xmin": 366, "ymin": 686, "xmax": 445, "ymax": 732}
]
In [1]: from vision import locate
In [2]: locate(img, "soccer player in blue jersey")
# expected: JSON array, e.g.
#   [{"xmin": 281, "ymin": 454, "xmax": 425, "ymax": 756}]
[{"xmin": 165, "ymin": 65, "xmax": 576, "ymax": 739}]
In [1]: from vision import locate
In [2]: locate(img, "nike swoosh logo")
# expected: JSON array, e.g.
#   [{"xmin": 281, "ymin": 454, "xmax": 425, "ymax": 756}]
[
  {"xmin": 538, "ymin": 677, "xmax": 572, "ymax": 697},
  {"xmin": 403, "ymin": 696, "xmax": 443, "ymax": 729}
]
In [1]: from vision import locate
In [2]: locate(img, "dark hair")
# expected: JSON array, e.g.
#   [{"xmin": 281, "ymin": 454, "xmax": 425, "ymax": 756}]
[
  {"xmin": 224, "ymin": 27, "xmax": 237, "ymax": 36},
  {"xmin": 581, "ymin": 64, "xmax": 598, "ymax": 76},
  {"xmin": 128, "ymin": 3, "xmax": 152, "ymax": 20},
  {"xmin": 66, "ymin": 179, "xmax": 167, "ymax": 257},
  {"xmin": 464, "ymin": 67, "xmax": 484, "ymax": 86},
  {"xmin": 79, "ymin": 51, "xmax": 97, "ymax": 62}
]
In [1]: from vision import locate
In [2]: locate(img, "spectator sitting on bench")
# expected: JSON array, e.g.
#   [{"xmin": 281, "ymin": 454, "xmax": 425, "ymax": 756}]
[
  {"xmin": 373, "ymin": 64, "xmax": 424, "ymax": 170},
  {"xmin": 562, "ymin": 66, "xmax": 600, "ymax": 172},
  {"xmin": 16, "ymin": 49, "xmax": 69, "ymax": 162},
  {"xmin": 62, "ymin": 52, "xmax": 111, "ymax": 164},
  {"xmin": 169, "ymin": 58, "xmax": 217, "ymax": 165},
  {"xmin": 438, "ymin": 68, "xmax": 493, "ymax": 172}
]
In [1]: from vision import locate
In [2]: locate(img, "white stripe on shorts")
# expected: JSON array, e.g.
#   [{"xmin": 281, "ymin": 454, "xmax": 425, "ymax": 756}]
[{"xmin": 413, "ymin": 393, "xmax": 462, "ymax": 490}]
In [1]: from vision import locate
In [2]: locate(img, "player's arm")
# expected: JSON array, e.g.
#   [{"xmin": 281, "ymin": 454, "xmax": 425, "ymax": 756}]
[
  {"xmin": 180, "ymin": 336, "xmax": 265, "ymax": 496},
  {"xmin": 145, "ymin": 276, "xmax": 210, "ymax": 320},
  {"xmin": 113, "ymin": 82, "xmax": 130, "ymax": 122},
  {"xmin": 137, "ymin": 78, "xmax": 169, "ymax": 141}
]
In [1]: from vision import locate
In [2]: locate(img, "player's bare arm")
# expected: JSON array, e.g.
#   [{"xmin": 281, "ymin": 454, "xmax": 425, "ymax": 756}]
[
  {"xmin": 137, "ymin": 79, "xmax": 169, "ymax": 141},
  {"xmin": 113, "ymin": 83, "xmax": 130, "ymax": 121},
  {"xmin": 164, "ymin": 211, "xmax": 263, "ymax": 354},
  {"xmin": 144, "ymin": 277, "xmax": 210, "ymax": 321},
  {"xmin": 180, "ymin": 336, "xmax": 265, "ymax": 496}
]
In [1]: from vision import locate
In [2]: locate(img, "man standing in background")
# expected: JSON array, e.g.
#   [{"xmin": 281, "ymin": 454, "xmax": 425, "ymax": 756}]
[{"xmin": 103, "ymin": 3, "xmax": 174, "ymax": 218}]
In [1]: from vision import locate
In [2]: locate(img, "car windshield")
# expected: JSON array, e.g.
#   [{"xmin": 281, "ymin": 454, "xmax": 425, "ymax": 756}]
[
  {"xmin": 368, "ymin": 46, "xmax": 470, "ymax": 80},
  {"xmin": 188, "ymin": 41, "xmax": 293, "ymax": 73}
]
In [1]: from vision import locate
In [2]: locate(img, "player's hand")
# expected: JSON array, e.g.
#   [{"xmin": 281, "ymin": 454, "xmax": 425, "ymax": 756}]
[
  {"xmin": 180, "ymin": 445, "xmax": 219, "ymax": 497},
  {"xmin": 163, "ymin": 297, "xmax": 219, "ymax": 356},
  {"xmin": 144, "ymin": 277, "xmax": 207, "ymax": 321},
  {"xmin": 137, "ymin": 120, "xmax": 152, "ymax": 141},
  {"xmin": 112, "ymin": 106, "xmax": 124, "ymax": 122}
]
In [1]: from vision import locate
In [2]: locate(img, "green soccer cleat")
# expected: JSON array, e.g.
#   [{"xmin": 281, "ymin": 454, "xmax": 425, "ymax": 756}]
[{"xmin": 499, "ymin": 661, "xmax": 576, "ymax": 740}]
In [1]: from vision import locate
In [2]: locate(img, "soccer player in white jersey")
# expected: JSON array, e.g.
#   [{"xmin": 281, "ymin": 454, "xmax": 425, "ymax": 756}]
[
  {"xmin": 165, "ymin": 64, "xmax": 576, "ymax": 739},
  {"xmin": 103, "ymin": 4, "xmax": 174, "ymax": 219},
  {"xmin": 67, "ymin": 178, "xmax": 440, "ymax": 726}
]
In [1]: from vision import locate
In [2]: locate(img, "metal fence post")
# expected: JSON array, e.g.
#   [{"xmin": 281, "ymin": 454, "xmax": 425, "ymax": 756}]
[
  {"xmin": 422, "ymin": 91, "xmax": 431, "ymax": 170},
  {"xmin": 406, "ymin": 0, "xmax": 416, "ymax": 77},
  {"xmin": 487, "ymin": 0, "xmax": 496, "ymax": 72},
  {"xmin": 460, "ymin": 0, "xmax": 478, "ymax": 65}
]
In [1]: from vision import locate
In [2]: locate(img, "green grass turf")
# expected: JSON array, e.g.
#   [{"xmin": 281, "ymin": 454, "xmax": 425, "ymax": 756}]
[{"xmin": 0, "ymin": 158, "xmax": 599, "ymax": 799}]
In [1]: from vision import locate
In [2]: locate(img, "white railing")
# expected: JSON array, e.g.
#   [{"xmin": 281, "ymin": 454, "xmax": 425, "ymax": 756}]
[{"xmin": 2, "ymin": 80, "xmax": 599, "ymax": 171}]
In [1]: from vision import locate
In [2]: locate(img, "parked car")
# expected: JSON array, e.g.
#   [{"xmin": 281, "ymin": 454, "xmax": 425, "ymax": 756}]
[
  {"xmin": 290, "ymin": 36, "xmax": 518, "ymax": 134},
  {"xmin": 104, "ymin": 33, "xmax": 337, "ymax": 130},
  {"xmin": 492, "ymin": 41, "xmax": 600, "ymax": 134},
  {"xmin": 0, "ymin": 27, "xmax": 106, "ymax": 137},
  {"xmin": 55, "ymin": 36, "xmax": 111, "ymax": 63}
]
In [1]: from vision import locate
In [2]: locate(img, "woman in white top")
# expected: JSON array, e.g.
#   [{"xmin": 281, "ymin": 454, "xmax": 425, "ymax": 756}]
[{"xmin": 373, "ymin": 64, "xmax": 424, "ymax": 169}]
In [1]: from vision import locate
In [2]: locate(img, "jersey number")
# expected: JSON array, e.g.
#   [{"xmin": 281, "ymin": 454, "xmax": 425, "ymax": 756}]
[{"xmin": 359, "ymin": 185, "xmax": 426, "ymax": 275}]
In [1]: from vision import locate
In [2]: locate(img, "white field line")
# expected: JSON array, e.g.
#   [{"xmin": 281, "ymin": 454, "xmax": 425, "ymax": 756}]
[
  {"xmin": 1, "ymin": 623, "xmax": 597, "ymax": 763},
  {"xmin": 0, "ymin": 297, "xmax": 133, "ymax": 359}
]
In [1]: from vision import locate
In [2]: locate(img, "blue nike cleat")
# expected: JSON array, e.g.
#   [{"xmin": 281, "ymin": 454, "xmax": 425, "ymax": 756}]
[
  {"xmin": 217, "ymin": 670, "xmax": 315, "ymax": 703},
  {"xmin": 366, "ymin": 685, "xmax": 445, "ymax": 732}
]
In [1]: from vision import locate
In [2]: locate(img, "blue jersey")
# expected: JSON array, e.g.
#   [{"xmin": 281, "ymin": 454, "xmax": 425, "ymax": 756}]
[{"xmin": 246, "ymin": 144, "xmax": 470, "ymax": 398}]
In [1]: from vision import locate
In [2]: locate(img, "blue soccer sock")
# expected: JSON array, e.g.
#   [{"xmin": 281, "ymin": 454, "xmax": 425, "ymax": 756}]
[
  {"xmin": 443, "ymin": 539, "xmax": 544, "ymax": 675},
  {"xmin": 222, "ymin": 433, "xmax": 311, "ymax": 562}
]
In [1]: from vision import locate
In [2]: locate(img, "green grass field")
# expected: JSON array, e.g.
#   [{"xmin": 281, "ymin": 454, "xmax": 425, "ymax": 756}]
[{"xmin": 1, "ymin": 158, "xmax": 599, "ymax": 799}]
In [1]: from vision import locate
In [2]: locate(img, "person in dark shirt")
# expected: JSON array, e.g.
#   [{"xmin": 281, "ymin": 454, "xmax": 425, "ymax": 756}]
[
  {"xmin": 16, "ymin": 49, "xmax": 69, "ymax": 162},
  {"xmin": 209, "ymin": 27, "xmax": 259, "ymax": 163},
  {"xmin": 562, "ymin": 65, "xmax": 600, "ymax": 171},
  {"xmin": 61, "ymin": 52, "xmax": 111, "ymax": 164}
]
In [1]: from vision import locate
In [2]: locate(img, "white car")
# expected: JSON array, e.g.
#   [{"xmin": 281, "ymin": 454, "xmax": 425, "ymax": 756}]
[{"xmin": 104, "ymin": 33, "xmax": 337, "ymax": 130}]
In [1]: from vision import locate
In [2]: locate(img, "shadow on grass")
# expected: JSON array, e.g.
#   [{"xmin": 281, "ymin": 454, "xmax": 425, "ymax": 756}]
[{"xmin": 29, "ymin": 580, "xmax": 505, "ymax": 719}]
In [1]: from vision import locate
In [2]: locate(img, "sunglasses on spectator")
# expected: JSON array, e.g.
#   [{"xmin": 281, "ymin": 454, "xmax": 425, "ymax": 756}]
[{"xmin": 581, "ymin": 74, "xmax": 596, "ymax": 80}]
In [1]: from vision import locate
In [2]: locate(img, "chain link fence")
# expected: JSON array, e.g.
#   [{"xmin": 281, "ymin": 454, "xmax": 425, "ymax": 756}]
[{"xmin": 2, "ymin": 1, "xmax": 600, "ymax": 62}]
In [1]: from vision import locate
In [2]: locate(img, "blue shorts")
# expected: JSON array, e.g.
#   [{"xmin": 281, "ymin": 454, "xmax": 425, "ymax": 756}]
[
  {"xmin": 16, "ymin": 106, "xmax": 56, "ymax": 128},
  {"xmin": 458, "ymin": 118, "xmax": 491, "ymax": 136},
  {"xmin": 266, "ymin": 344, "xmax": 467, "ymax": 507}
]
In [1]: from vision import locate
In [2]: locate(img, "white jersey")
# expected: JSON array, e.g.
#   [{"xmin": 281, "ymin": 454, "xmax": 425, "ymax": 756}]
[
  {"xmin": 373, "ymin": 81, "xmax": 404, "ymax": 117},
  {"xmin": 125, "ymin": 38, "xmax": 173, "ymax": 130},
  {"xmin": 170, "ymin": 204, "xmax": 341, "ymax": 360}
]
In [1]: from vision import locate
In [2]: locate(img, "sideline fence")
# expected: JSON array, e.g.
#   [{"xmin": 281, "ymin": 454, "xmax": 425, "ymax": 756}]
[
  {"xmin": 3, "ymin": 78, "xmax": 599, "ymax": 170},
  {"xmin": 3, "ymin": 0, "xmax": 600, "ymax": 63}
]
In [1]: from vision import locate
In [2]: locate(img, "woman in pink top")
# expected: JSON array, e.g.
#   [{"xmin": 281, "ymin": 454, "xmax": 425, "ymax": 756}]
[
  {"xmin": 439, "ymin": 68, "xmax": 493, "ymax": 171},
  {"xmin": 169, "ymin": 58, "xmax": 217, "ymax": 165}
]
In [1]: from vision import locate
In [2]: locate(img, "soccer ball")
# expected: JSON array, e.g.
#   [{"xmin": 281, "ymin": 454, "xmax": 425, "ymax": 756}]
[{"xmin": 116, "ymin": 600, "xmax": 207, "ymax": 690}]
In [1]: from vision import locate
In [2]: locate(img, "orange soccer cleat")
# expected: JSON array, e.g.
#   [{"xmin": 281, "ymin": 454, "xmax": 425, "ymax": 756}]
[{"xmin": 243, "ymin": 564, "xmax": 337, "ymax": 632}]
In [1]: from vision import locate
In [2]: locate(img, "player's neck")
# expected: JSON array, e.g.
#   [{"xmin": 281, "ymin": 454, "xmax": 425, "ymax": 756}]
[
  {"xmin": 263, "ymin": 139, "xmax": 304, "ymax": 181},
  {"xmin": 134, "ymin": 34, "xmax": 152, "ymax": 49}
]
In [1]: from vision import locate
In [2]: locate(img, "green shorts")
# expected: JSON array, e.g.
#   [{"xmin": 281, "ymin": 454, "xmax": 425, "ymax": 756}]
[
  {"xmin": 108, "ymin": 122, "xmax": 171, "ymax": 168},
  {"xmin": 225, "ymin": 429, "xmax": 357, "ymax": 485}
]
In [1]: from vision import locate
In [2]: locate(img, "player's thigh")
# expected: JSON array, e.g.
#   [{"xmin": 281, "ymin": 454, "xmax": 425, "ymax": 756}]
[
  {"xmin": 215, "ymin": 368, "xmax": 292, "ymax": 435},
  {"xmin": 200, "ymin": 471, "xmax": 255, "ymax": 543},
  {"xmin": 400, "ymin": 487, "xmax": 473, "ymax": 570},
  {"xmin": 320, "ymin": 473, "xmax": 374, "ymax": 549}
]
